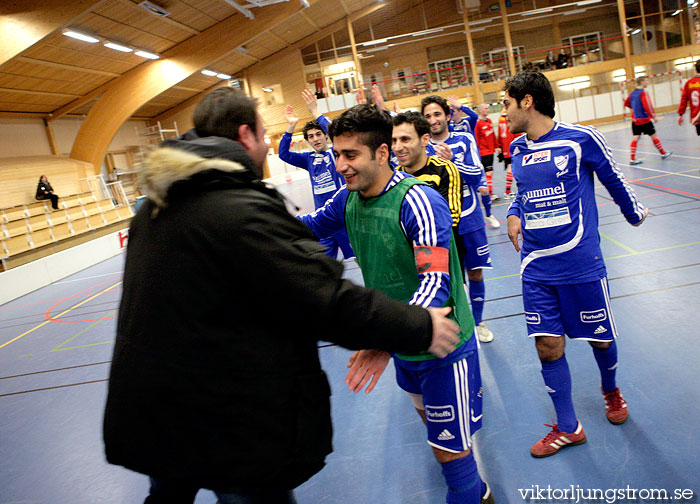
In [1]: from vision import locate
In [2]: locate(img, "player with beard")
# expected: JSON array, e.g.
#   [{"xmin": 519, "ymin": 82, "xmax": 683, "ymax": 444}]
[{"xmin": 422, "ymin": 95, "xmax": 495, "ymax": 343}]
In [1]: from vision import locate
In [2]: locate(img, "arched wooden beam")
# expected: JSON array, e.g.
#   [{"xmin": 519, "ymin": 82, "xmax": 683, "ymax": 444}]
[{"xmin": 69, "ymin": 1, "xmax": 308, "ymax": 172}]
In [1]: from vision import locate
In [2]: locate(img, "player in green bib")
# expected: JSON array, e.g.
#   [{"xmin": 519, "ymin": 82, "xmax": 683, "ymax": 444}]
[{"xmin": 300, "ymin": 105, "xmax": 493, "ymax": 504}]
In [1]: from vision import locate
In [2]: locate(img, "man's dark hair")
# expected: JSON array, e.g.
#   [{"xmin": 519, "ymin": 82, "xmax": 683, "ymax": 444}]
[
  {"xmin": 328, "ymin": 104, "xmax": 392, "ymax": 158},
  {"xmin": 302, "ymin": 120, "xmax": 324, "ymax": 140},
  {"xmin": 503, "ymin": 71, "xmax": 556, "ymax": 119},
  {"xmin": 193, "ymin": 87, "xmax": 258, "ymax": 141},
  {"xmin": 636, "ymin": 75, "xmax": 647, "ymax": 85},
  {"xmin": 420, "ymin": 95, "xmax": 450, "ymax": 115},
  {"xmin": 695, "ymin": 59, "xmax": 700, "ymax": 73},
  {"xmin": 392, "ymin": 111, "xmax": 430, "ymax": 138}
]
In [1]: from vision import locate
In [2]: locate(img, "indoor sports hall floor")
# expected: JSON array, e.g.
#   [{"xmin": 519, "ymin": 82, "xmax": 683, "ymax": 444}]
[{"xmin": 0, "ymin": 115, "xmax": 698, "ymax": 504}]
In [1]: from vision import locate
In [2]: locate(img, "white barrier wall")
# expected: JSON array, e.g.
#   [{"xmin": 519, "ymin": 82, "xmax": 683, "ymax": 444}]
[{"xmin": 0, "ymin": 229, "xmax": 128, "ymax": 305}]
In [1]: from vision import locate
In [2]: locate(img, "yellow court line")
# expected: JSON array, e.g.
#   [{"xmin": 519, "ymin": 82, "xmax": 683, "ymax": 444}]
[{"xmin": 0, "ymin": 281, "xmax": 123, "ymax": 351}]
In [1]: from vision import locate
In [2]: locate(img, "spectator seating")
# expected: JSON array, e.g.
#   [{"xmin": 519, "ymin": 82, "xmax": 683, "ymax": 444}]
[{"xmin": 0, "ymin": 191, "xmax": 134, "ymax": 271}]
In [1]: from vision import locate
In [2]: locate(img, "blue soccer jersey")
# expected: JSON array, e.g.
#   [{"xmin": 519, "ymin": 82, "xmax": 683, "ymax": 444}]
[
  {"xmin": 429, "ymin": 131, "xmax": 488, "ymax": 234},
  {"xmin": 278, "ymin": 132, "xmax": 342, "ymax": 210},
  {"xmin": 449, "ymin": 105, "xmax": 478, "ymax": 133},
  {"xmin": 506, "ymin": 122, "xmax": 646, "ymax": 284}
]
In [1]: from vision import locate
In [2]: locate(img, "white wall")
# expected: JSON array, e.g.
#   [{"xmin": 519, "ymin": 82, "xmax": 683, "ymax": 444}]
[{"xmin": 0, "ymin": 117, "xmax": 147, "ymax": 158}]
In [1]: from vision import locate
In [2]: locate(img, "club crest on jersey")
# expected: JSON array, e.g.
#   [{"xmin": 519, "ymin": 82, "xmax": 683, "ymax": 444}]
[
  {"xmin": 425, "ymin": 405, "xmax": 455, "ymax": 422},
  {"xmin": 523, "ymin": 150, "xmax": 551, "ymax": 165},
  {"xmin": 554, "ymin": 155, "xmax": 569, "ymax": 170}
]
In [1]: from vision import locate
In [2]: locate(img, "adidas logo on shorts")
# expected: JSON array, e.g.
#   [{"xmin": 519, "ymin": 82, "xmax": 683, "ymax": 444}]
[
  {"xmin": 594, "ymin": 325, "xmax": 607, "ymax": 335},
  {"xmin": 438, "ymin": 429, "xmax": 455, "ymax": 441}
]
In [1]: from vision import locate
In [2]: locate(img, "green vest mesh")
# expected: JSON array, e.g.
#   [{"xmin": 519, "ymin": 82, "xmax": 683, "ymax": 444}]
[{"xmin": 345, "ymin": 177, "xmax": 474, "ymax": 361}]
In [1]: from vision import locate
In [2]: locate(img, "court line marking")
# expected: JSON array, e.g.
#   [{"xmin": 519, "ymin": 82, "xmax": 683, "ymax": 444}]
[
  {"xmin": 53, "ymin": 271, "xmax": 123, "ymax": 285},
  {"xmin": 0, "ymin": 379, "xmax": 107, "ymax": 398},
  {"xmin": 599, "ymin": 232, "xmax": 637, "ymax": 254},
  {"xmin": 0, "ymin": 361, "xmax": 111, "ymax": 381},
  {"xmin": 0, "ymin": 281, "xmax": 122, "ymax": 351},
  {"xmin": 486, "ymin": 240, "xmax": 700, "ymax": 281},
  {"xmin": 617, "ymin": 162, "xmax": 700, "ymax": 180},
  {"xmin": 0, "ymin": 277, "xmax": 121, "ymax": 313},
  {"xmin": 50, "ymin": 311, "xmax": 116, "ymax": 352}
]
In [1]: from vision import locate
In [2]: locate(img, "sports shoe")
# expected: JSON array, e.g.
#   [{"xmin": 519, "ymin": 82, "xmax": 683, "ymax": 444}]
[
  {"xmin": 629, "ymin": 159, "xmax": 643, "ymax": 165},
  {"xmin": 530, "ymin": 421, "xmax": 586, "ymax": 458},
  {"xmin": 504, "ymin": 192, "xmax": 515, "ymax": 200},
  {"xmin": 476, "ymin": 322, "xmax": 494, "ymax": 343},
  {"xmin": 490, "ymin": 193, "xmax": 501, "ymax": 201},
  {"xmin": 661, "ymin": 151, "xmax": 672, "ymax": 160},
  {"xmin": 484, "ymin": 215, "xmax": 501, "ymax": 228},
  {"xmin": 481, "ymin": 481, "xmax": 494, "ymax": 504},
  {"xmin": 602, "ymin": 387, "xmax": 628, "ymax": 424}
]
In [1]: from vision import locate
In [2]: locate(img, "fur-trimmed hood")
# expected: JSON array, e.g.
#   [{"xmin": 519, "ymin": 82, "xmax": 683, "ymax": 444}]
[{"xmin": 138, "ymin": 130, "xmax": 257, "ymax": 209}]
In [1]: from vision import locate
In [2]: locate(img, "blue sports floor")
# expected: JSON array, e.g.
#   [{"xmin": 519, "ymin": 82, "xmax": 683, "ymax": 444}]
[{"xmin": 1, "ymin": 115, "xmax": 698, "ymax": 503}]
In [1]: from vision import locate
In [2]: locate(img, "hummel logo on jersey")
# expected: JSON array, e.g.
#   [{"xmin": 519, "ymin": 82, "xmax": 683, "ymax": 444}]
[
  {"xmin": 523, "ymin": 150, "xmax": 551, "ymax": 165},
  {"xmin": 594, "ymin": 325, "xmax": 607, "ymax": 335},
  {"xmin": 525, "ymin": 312, "xmax": 541, "ymax": 324},
  {"xmin": 438, "ymin": 429, "xmax": 455, "ymax": 441},
  {"xmin": 545, "ymin": 386, "xmax": 556, "ymax": 394},
  {"xmin": 473, "ymin": 297, "xmax": 484, "ymax": 302},
  {"xmin": 513, "ymin": 146, "xmax": 520, "ymax": 156}
]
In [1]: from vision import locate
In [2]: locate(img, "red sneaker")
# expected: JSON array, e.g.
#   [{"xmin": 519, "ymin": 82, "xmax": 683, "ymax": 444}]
[
  {"xmin": 530, "ymin": 421, "xmax": 586, "ymax": 458},
  {"xmin": 603, "ymin": 387, "xmax": 628, "ymax": 424}
]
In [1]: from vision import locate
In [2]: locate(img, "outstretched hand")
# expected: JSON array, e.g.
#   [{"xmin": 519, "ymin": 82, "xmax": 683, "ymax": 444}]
[
  {"xmin": 426, "ymin": 307, "xmax": 460, "ymax": 358},
  {"xmin": 301, "ymin": 89, "xmax": 319, "ymax": 117},
  {"xmin": 447, "ymin": 95, "xmax": 462, "ymax": 110},
  {"xmin": 284, "ymin": 105, "xmax": 299, "ymax": 126},
  {"xmin": 345, "ymin": 349, "xmax": 391, "ymax": 394},
  {"xmin": 507, "ymin": 215, "xmax": 522, "ymax": 252}
]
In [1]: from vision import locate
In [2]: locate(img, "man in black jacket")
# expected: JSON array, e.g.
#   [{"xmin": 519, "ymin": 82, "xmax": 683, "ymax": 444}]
[{"xmin": 103, "ymin": 87, "xmax": 462, "ymax": 504}]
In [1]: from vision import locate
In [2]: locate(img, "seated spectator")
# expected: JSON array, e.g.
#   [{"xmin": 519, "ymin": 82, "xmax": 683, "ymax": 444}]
[
  {"xmin": 35, "ymin": 175, "xmax": 59, "ymax": 210},
  {"xmin": 546, "ymin": 50, "xmax": 556, "ymax": 70},
  {"xmin": 556, "ymin": 49, "xmax": 569, "ymax": 69}
]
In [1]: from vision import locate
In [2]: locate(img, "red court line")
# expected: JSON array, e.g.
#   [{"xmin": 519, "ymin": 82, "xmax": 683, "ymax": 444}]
[
  {"xmin": 44, "ymin": 281, "xmax": 122, "ymax": 324},
  {"xmin": 628, "ymin": 179, "xmax": 700, "ymax": 199},
  {"xmin": 0, "ymin": 276, "xmax": 121, "ymax": 313}
]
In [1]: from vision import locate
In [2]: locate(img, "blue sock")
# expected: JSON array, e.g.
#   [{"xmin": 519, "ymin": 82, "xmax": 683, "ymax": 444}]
[
  {"xmin": 541, "ymin": 355, "xmax": 577, "ymax": 433},
  {"xmin": 468, "ymin": 279, "xmax": 485, "ymax": 326},
  {"xmin": 481, "ymin": 194, "xmax": 492, "ymax": 217},
  {"xmin": 592, "ymin": 340, "xmax": 618, "ymax": 393},
  {"xmin": 441, "ymin": 453, "xmax": 485, "ymax": 504}
]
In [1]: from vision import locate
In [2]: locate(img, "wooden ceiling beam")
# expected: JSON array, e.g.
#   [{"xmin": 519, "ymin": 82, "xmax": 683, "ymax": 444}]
[
  {"xmin": 15, "ymin": 56, "xmax": 120, "ymax": 77},
  {"xmin": 111, "ymin": 0, "xmax": 201, "ymax": 35},
  {"xmin": 69, "ymin": 0, "xmax": 313, "ymax": 171},
  {"xmin": 0, "ymin": 87, "xmax": 80, "ymax": 98},
  {"xmin": 0, "ymin": 0, "xmax": 108, "ymax": 66}
]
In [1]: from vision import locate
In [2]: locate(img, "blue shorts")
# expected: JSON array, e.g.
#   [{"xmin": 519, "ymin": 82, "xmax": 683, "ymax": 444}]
[
  {"xmin": 394, "ymin": 350, "xmax": 483, "ymax": 453},
  {"xmin": 456, "ymin": 227, "xmax": 492, "ymax": 271},
  {"xmin": 522, "ymin": 277, "xmax": 618, "ymax": 341}
]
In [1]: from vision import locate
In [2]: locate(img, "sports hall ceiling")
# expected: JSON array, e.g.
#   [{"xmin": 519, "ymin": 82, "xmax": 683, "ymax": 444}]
[{"xmin": 1, "ymin": 0, "xmax": 618, "ymax": 122}]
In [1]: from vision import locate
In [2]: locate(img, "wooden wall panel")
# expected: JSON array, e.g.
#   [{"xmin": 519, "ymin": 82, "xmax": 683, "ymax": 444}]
[{"xmin": 0, "ymin": 156, "xmax": 92, "ymax": 207}]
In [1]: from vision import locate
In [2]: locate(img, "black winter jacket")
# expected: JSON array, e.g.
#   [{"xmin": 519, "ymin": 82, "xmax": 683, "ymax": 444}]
[{"xmin": 103, "ymin": 132, "xmax": 434, "ymax": 491}]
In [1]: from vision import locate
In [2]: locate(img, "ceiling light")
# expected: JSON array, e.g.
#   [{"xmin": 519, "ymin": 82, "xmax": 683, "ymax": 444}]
[
  {"xmin": 217, "ymin": 73, "xmax": 232, "ymax": 79},
  {"xmin": 135, "ymin": 50, "xmax": 160, "ymax": 59},
  {"xmin": 104, "ymin": 42, "xmax": 133, "ymax": 52},
  {"xmin": 470, "ymin": 19, "xmax": 493, "ymax": 25},
  {"xmin": 672, "ymin": 8, "xmax": 683, "ymax": 14},
  {"xmin": 237, "ymin": 46, "xmax": 248, "ymax": 54},
  {"xmin": 201, "ymin": 70, "xmax": 218, "ymax": 76},
  {"xmin": 365, "ymin": 46, "xmax": 388, "ymax": 53},
  {"xmin": 63, "ymin": 30, "xmax": 100, "ymax": 43},
  {"xmin": 138, "ymin": 1, "xmax": 170, "ymax": 16},
  {"xmin": 631, "ymin": 28, "xmax": 641, "ymax": 35},
  {"xmin": 262, "ymin": 87, "xmax": 273, "ymax": 92},
  {"xmin": 470, "ymin": 27, "xmax": 486, "ymax": 32},
  {"xmin": 521, "ymin": 7, "xmax": 553, "ymax": 15},
  {"xmin": 564, "ymin": 8, "xmax": 587, "ymax": 15},
  {"xmin": 412, "ymin": 28, "xmax": 444, "ymax": 37},
  {"xmin": 362, "ymin": 38, "xmax": 389, "ymax": 46},
  {"xmin": 577, "ymin": 0, "xmax": 601, "ymax": 5}
]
